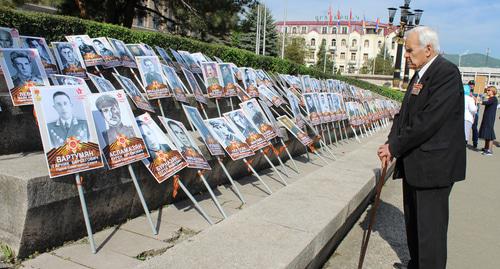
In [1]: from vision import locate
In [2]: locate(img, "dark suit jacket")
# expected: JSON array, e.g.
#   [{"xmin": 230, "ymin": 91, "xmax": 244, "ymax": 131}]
[{"xmin": 388, "ymin": 55, "xmax": 466, "ymax": 188}]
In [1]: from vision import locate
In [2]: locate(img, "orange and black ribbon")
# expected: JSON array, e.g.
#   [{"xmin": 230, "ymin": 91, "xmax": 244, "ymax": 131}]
[{"xmin": 172, "ymin": 175, "xmax": 180, "ymax": 198}]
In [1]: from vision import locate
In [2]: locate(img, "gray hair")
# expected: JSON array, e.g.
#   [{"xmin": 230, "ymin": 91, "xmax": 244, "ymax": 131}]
[{"xmin": 406, "ymin": 26, "xmax": 440, "ymax": 53}]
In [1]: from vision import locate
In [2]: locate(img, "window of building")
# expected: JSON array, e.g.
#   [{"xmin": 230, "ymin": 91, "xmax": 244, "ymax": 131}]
[
  {"xmin": 332, "ymin": 27, "xmax": 337, "ymax": 34},
  {"xmin": 310, "ymin": 38, "xmax": 316, "ymax": 46},
  {"xmin": 364, "ymin": 40, "xmax": 369, "ymax": 48},
  {"xmin": 352, "ymin": 39, "xmax": 357, "ymax": 47},
  {"xmin": 331, "ymin": 39, "xmax": 336, "ymax": 47},
  {"xmin": 341, "ymin": 39, "xmax": 346, "ymax": 47},
  {"xmin": 136, "ymin": 12, "xmax": 145, "ymax": 27},
  {"xmin": 301, "ymin": 26, "xmax": 307, "ymax": 34},
  {"xmin": 342, "ymin": 26, "xmax": 348, "ymax": 34},
  {"xmin": 363, "ymin": 53, "xmax": 368, "ymax": 61},
  {"xmin": 351, "ymin": 53, "xmax": 356, "ymax": 61},
  {"xmin": 153, "ymin": 14, "xmax": 161, "ymax": 30},
  {"xmin": 322, "ymin": 26, "xmax": 327, "ymax": 34},
  {"xmin": 378, "ymin": 40, "xmax": 382, "ymax": 48},
  {"xmin": 391, "ymin": 56, "xmax": 394, "ymax": 62},
  {"xmin": 339, "ymin": 65, "xmax": 344, "ymax": 72},
  {"xmin": 292, "ymin": 27, "xmax": 297, "ymax": 34},
  {"xmin": 392, "ymin": 41, "xmax": 396, "ymax": 50},
  {"xmin": 340, "ymin": 52, "xmax": 346, "ymax": 60}
]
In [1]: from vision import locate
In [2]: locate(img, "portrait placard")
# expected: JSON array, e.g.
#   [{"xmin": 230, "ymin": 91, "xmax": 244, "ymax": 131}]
[
  {"xmin": 240, "ymin": 67, "xmax": 259, "ymax": 97},
  {"xmin": 88, "ymin": 90, "xmax": 149, "ymax": 169},
  {"xmin": 66, "ymin": 35, "xmax": 104, "ymax": 67},
  {"xmin": 51, "ymin": 41, "xmax": 87, "ymax": 78},
  {"xmin": 141, "ymin": 43, "xmax": 156, "ymax": 56},
  {"xmin": 201, "ymin": 62, "xmax": 223, "ymax": 98},
  {"xmin": 285, "ymin": 89, "xmax": 304, "ymax": 127},
  {"xmin": 20, "ymin": 36, "xmax": 58, "ymax": 74},
  {"xmin": 218, "ymin": 63, "xmax": 237, "ymax": 97},
  {"xmin": 235, "ymin": 84, "xmax": 251, "ymax": 102},
  {"xmin": 31, "ymin": 85, "xmax": 104, "ymax": 178},
  {"xmin": 224, "ymin": 109, "xmax": 270, "ymax": 151},
  {"xmin": 258, "ymin": 99, "xmax": 286, "ymax": 138},
  {"xmin": 126, "ymin": 43, "xmax": 147, "ymax": 57},
  {"xmin": 113, "ymin": 73, "xmax": 155, "ymax": 113},
  {"xmin": 182, "ymin": 105, "xmax": 225, "ymax": 156},
  {"xmin": 0, "ymin": 48, "xmax": 50, "ymax": 106},
  {"xmin": 178, "ymin": 50, "xmax": 201, "ymax": 73},
  {"xmin": 327, "ymin": 93, "xmax": 342, "ymax": 121},
  {"xmin": 258, "ymin": 85, "xmax": 284, "ymax": 107},
  {"xmin": 136, "ymin": 113, "xmax": 188, "ymax": 183},
  {"xmin": 205, "ymin": 117, "xmax": 254, "ymax": 161},
  {"xmin": 240, "ymin": 99, "xmax": 277, "ymax": 140},
  {"xmin": 229, "ymin": 63, "xmax": 242, "ymax": 81},
  {"xmin": 303, "ymin": 93, "xmax": 321, "ymax": 125},
  {"xmin": 301, "ymin": 75, "xmax": 312, "ymax": 93},
  {"xmin": 87, "ymin": 73, "xmax": 116, "ymax": 92},
  {"xmin": 182, "ymin": 67, "xmax": 207, "ymax": 104},
  {"xmin": 91, "ymin": 37, "xmax": 121, "ymax": 68},
  {"xmin": 0, "ymin": 27, "xmax": 20, "ymax": 48},
  {"xmin": 136, "ymin": 56, "xmax": 171, "ymax": 99},
  {"xmin": 108, "ymin": 38, "xmax": 136, "ymax": 68},
  {"xmin": 159, "ymin": 117, "xmax": 211, "ymax": 170},
  {"xmin": 155, "ymin": 46, "xmax": 177, "ymax": 70},
  {"xmin": 162, "ymin": 64, "xmax": 188, "ymax": 103},
  {"xmin": 277, "ymin": 115, "xmax": 313, "ymax": 146},
  {"xmin": 50, "ymin": 74, "xmax": 88, "ymax": 89},
  {"xmin": 169, "ymin": 48, "xmax": 189, "ymax": 70},
  {"xmin": 318, "ymin": 93, "xmax": 332, "ymax": 122}
]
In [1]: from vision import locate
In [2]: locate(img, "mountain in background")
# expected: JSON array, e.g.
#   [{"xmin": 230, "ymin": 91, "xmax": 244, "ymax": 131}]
[{"xmin": 444, "ymin": 53, "xmax": 500, "ymax": 68}]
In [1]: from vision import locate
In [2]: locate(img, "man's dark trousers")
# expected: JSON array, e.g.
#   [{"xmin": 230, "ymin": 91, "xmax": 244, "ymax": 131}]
[{"xmin": 472, "ymin": 112, "xmax": 479, "ymax": 147}]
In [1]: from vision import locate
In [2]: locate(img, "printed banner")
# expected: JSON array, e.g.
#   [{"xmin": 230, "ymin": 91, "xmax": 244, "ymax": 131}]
[
  {"xmin": 201, "ymin": 62, "xmax": 223, "ymax": 98},
  {"xmin": 113, "ymin": 73, "xmax": 155, "ymax": 113},
  {"xmin": 136, "ymin": 113, "xmax": 188, "ymax": 183},
  {"xmin": 19, "ymin": 36, "xmax": 58, "ymax": 74},
  {"xmin": 0, "ymin": 48, "xmax": 50, "ymax": 106},
  {"xmin": 240, "ymin": 99, "xmax": 277, "ymax": 140},
  {"xmin": 182, "ymin": 67, "xmax": 207, "ymax": 104},
  {"xmin": 224, "ymin": 109, "xmax": 270, "ymax": 151},
  {"xmin": 183, "ymin": 105, "xmax": 225, "ymax": 156},
  {"xmin": 277, "ymin": 115, "xmax": 313, "ymax": 146},
  {"xmin": 66, "ymin": 35, "xmax": 104, "ymax": 67},
  {"xmin": 136, "ymin": 56, "xmax": 171, "ymax": 99},
  {"xmin": 108, "ymin": 38, "xmax": 136, "ymax": 68},
  {"xmin": 303, "ymin": 93, "xmax": 321, "ymax": 125},
  {"xmin": 31, "ymin": 85, "xmax": 104, "ymax": 178},
  {"xmin": 162, "ymin": 64, "xmax": 188, "ymax": 103},
  {"xmin": 52, "ymin": 42, "xmax": 87, "ymax": 78},
  {"xmin": 205, "ymin": 117, "xmax": 254, "ymax": 161},
  {"xmin": 219, "ymin": 63, "xmax": 237, "ymax": 96},
  {"xmin": 88, "ymin": 90, "xmax": 149, "ymax": 169}
]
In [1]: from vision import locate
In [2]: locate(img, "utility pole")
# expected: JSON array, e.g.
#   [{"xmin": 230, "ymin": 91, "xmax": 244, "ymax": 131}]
[
  {"xmin": 255, "ymin": 4, "xmax": 261, "ymax": 55},
  {"xmin": 262, "ymin": 3, "xmax": 267, "ymax": 56},
  {"xmin": 281, "ymin": 0, "xmax": 288, "ymax": 59},
  {"xmin": 485, "ymin": 48, "xmax": 490, "ymax": 66}
]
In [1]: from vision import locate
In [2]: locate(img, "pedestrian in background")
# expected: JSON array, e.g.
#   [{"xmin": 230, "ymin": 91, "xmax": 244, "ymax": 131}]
[
  {"xmin": 478, "ymin": 86, "xmax": 498, "ymax": 155},
  {"xmin": 464, "ymin": 85, "xmax": 477, "ymax": 144},
  {"xmin": 468, "ymin": 80, "xmax": 480, "ymax": 148}
]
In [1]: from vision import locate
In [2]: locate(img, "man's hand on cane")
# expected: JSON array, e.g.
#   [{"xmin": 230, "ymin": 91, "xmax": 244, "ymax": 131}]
[{"xmin": 377, "ymin": 144, "xmax": 393, "ymax": 164}]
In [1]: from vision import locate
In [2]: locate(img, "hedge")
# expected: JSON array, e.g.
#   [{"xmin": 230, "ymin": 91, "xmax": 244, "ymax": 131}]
[{"xmin": 0, "ymin": 7, "xmax": 403, "ymax": 102}]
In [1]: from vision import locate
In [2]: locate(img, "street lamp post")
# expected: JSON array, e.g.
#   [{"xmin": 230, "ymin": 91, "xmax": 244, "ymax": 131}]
[{"xmin": 387, "ymin": 1, "xmax": 423, "ymax": 89}]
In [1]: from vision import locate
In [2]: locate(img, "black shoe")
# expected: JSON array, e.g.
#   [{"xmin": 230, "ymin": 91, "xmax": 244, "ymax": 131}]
[{"xmin": 482, "ymin": 150, "xmax": 493, "ymax": 156}]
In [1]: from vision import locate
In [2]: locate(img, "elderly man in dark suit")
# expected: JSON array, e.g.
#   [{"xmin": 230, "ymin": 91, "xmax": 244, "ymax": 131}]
[{"xmin": 378, "ymin": 26, "xmax": 465, "ymax": 269}]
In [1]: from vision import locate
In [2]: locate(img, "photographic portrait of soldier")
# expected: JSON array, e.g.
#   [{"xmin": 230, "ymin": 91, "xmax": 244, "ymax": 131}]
[
  {"xmin": 50, "ymin": 74, "xmax": 84, "ymax": 86},
  {"xmin": 162, "ymin": 64, "xmax": 187, "ymax": 102},
  {"xmin": 127, "ymin": 44, "xmax": 146, "ymax": 57},
  {"xmin": 137, "ymin": 56, "xmax": 166, "ymax": 87},
  {"xmin": 113, "ymin": 73, "xmax": 155, "ymax": 113},
  {"xmin": 52, "ymin": 42, "xmax": 86, "ymax": 77},
  {"xmin": 301, "ymin": 75, "xmax": 312, "ymax": 93},
  {"xmin": 91, "ymin": 38, "xmax": 115, "ymax": 57},
  {"xmin": 240, "ymin": 99, "xmax": 268, "ymax": 129},
  {"xmin": 277, "ymin": 115, "xmax": 313, "ymax": 146},
  {"xmin": 155, "ymin": 46, "xmax": 176, "ymax": 68},
  {"xmin": 202, "ymin": 62, "xmax": 221, "ymax": 87},
  {"xmin": 205, "ymin": 117, "xmax": 254, "ymax": 161},
  {"xmin": 219, "ymin": 63, "xmax": 235, "ymax": 87},
  {"xmin": 46, "ymin": 90, "xmax": 90, "ymax": 148},
  {"xmin": 286, "ymin": 90, "xmax": 302, "ymax": 118},
  {"xmin": 229, "ymin": 63, "xmax": 242, "ymax": 81},
  {"xmin": 182, "ymin": 67, "xmax": 207, "ymax": 104},
  {"xmin": 109, "ymin": 38, "xmax": 136, "ymax": 67},
  {"xmin": 141, "ymin": 43, "xmax": 156, "ymax": 56},
  {"xmin": 0, "ymin": 27, "xmax": 19, "ymax": 48},
  {"xmin": 1, "ymin": 49, "xmax": 46, "ymax": 88},
  {"xmin": 241, "ymin": 67, "xmax": 257, "ymax": 89},
  {"xmin": 93, "ymin": 93, "xmax": 135, "ymax": 146},
  {"xmin": 183, "ymin": 105, "xmax": 225, "ymax": 156},
  {"xmin": 225, "ymin": 110, "xmax": 260, "ymax": 138},
  {"xmin": 20, "ymin": 36, "xmax": 57, "ymax": 73},
  {"xmin": 179, "ymin": 50, "xmax": 200, "ymax": 72},
  {"xmin": 137, "ymin": 118, "xmax": 172, "ymax": 161},
  {"xmin": 66, "ymin": 35, "xmax": 102, "ymax": 66},
  {"xmin": 88, "ymin": 73, "xmax": 116, "ymax": 92}
]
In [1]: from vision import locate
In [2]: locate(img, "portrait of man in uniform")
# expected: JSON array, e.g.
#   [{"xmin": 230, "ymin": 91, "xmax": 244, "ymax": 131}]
[
  {"xmin": 228, "ymin": 111, "xmax": 257, "ymax": 138},
  {"xmin": 0, "ymin": 28, "xmax": 14, "ymax": 48},
  {"xmin": 47, "ymin": 91, "xmax": 90, "ymax": 148},
  {"xmin": 95, "ymin": 94, "xmax": 135, "ymax": 145},
  {"xmin": 142, "ymin": 58, "xmax": 163, "ymax": 85},
  {"xmin": 7, "ymin": 51, "xmax": 43, "ymax": 87},
  {"xmin": 88, "ymin": 74, "xmax": 115, "ymax": 92},
  {"xmin": 203, "ymin": 63, "xmax": 220, "ymax": 86},
  {"xmin": 208, "ymin": 119, "xmax": 239, "ymax": 146},
  {"xmin": 92, "ymin": 39, "xmax": 114, "ymax": 57},
  {"xmin": 22, "ymin": 37, "xmax": 54, "ymax": 66},
  {"xmin": 127, "ymin": 44, "xmax": 146, "ymax": 57},
  {"xmin": 57, "ymin": 43, "xmax": 83, "ymax": 69},
  {"xmin": 74, "ymin": 36, "xmax": 97, "ymax": 56},
  {"xmin": 220, "ymin": 64, "xmax": 234, "ymax": 86},
  {"xmin": 167, "ymin": 120, "xmax": 197, "ymax": 153},
  {"xmin": 137, "ymin": 119, "xmax": 171, "ymax": 160},
  {"xmin": 304, "ymin": 94, "xmax": 317, "ymax": 113},
  {"xmin": 244, "ymin": 101, "xmax": 266, "ymax": 128},
  {"xmin": 287, "ymin": 91, "xmax": 301, "ymax": 117}
]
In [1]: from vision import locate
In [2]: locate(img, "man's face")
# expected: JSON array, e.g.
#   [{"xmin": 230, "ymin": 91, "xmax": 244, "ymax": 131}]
[
  {"xmin": 171, "ymin": 124, "xmax": 190, "ymax": 147},
  {"xmin": 404, "ymin": 32, "xmax": 432, "ymax": 70},
  {"xmin": 213, "ymin": 122, "xmax": 230, "ymax": 139},
  {"xmin": 61, "ymin": 48, "xmax": 75, "ymax": 62},
  {"xmin": 93, "ymin": 40, "xmax": 105, "ymax": 51},
  {"xmin": 206, "ymin": 65, "xmax": 214, "ymax": 77},
  {"xmin": 144, "ymin": 60, "xmax": 154, "ymax": 73},
  {"xmin": 0, "ymin": 31, "xmax": 13, "ymax": 48},
  {"xmin": 13, "ymin": 56, "xmax": 32, "ymax": 77},
  {"xmin": 75, "ymin": 37, "xmax": 84, "ymax": 46},
  {"xmin": 233, "ymin": 113, "xmax": 246, "ymax": 127},
  {"xmin": 53, "ymin": 94, "xmax": 73, "ymax": 120},
  {"xmin": 140, "ymin": 124, "xmax": 160, "ymax": 150},
  {"xmin": 28, "ymin": 39, "xmax": 41, "ymax": 49},
  {"xmin": 101, "ymin": 104, "xmax": 121, "ymax": 126},
  {"xmin": 247, "ymin": 102, "xmax": 256, "ymax": 113}
]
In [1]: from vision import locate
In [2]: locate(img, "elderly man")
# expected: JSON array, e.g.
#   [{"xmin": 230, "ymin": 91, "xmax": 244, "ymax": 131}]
[
  {"xmin": 95, "ymin": 94, "xmax": 135, "ymax": 145},
  {"xmin": 10, "ymin": 51, "xmax": 44, "ymax": 87},
  {"xmin": 377, "ymin": 26, "xmax": 465, "ymax": 269}
]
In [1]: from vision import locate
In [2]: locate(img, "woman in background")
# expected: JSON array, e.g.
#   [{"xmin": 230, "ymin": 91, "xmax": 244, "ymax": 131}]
[
  {"xmin": 478, "ymin": 86, "xmax": 498, "ymax": 155},
  {"xmin": 464, "ymin": 85, "xmax": 477, "ymax": 145}
]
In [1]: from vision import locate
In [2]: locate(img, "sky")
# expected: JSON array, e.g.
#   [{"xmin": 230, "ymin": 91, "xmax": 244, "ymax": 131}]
[{"xmin": 266, "ymin": 0, "xmax": 500, "ymax": 58}]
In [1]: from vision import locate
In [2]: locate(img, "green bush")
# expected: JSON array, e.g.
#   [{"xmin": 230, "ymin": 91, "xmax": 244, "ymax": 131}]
[{"xmin": 0, "ymin": 7, "xmax": 403, "ymax": 101}]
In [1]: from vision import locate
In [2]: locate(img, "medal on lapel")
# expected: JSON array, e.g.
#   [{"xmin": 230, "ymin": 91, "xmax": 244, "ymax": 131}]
[{"xmin": 411, "ymin": 83, "xmax": 423, "ymax": 95}]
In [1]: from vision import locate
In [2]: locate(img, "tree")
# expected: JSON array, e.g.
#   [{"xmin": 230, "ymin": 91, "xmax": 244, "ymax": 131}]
[
  {"xmin": 238, "ymin": 3, "xmax": 279, "ymax": 56},
  {"xmin": 361, "ymin": 45, "xmax": 394, "ymax": 75},
  {"xmin": 282, "ymin": 37, "xmax": 306, "ymax": 64},
  {"xmin": 315, "ymin": 39, "xmax": 333, "ymax": 72}
]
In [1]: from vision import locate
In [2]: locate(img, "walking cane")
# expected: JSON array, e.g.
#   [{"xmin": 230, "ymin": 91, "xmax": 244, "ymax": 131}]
[{"xmin": 357, "ymin": 157, "xmax": 389, "ymax": 269}]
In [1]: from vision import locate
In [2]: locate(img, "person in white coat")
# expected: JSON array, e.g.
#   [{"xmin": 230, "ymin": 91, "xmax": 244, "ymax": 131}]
[{"xmin": 464, "ymin": 85, "xmax": 478, "ymax": 144}]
